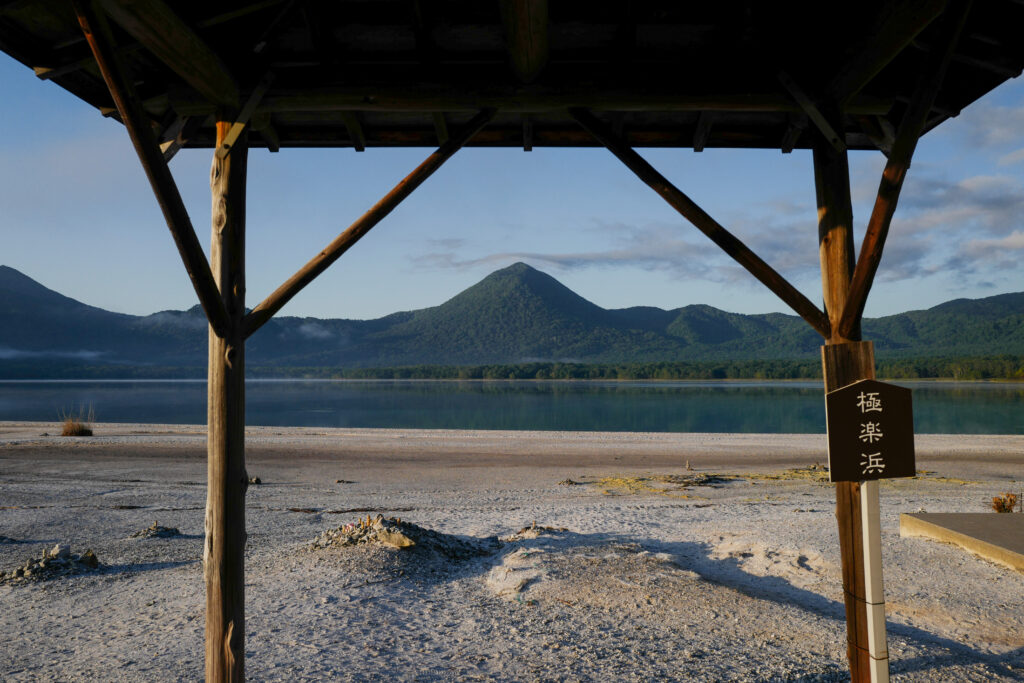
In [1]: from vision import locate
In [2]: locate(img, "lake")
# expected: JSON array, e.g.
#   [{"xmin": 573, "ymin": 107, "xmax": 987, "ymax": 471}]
[{"xmin": 0, "ymin": 380, "xmax": 1020, "ymax": 434}]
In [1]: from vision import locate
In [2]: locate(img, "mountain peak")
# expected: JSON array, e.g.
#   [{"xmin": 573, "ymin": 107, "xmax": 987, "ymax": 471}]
[
  {"xmin": 496, "ymin": 261, "xmax": 536, "ymax": 274},
  {"xmin": 0, "ymin": 265, "xmax": 93, "ymax": 312}
]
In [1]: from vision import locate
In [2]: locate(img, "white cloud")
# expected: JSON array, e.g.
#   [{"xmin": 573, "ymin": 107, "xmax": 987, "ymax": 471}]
[
  {"xmin": 997, "ymin": 148, "xmax": 1024, "ymax": 166},
  {"xmin": 964, "ymin": 229, "xmax": 1024, "ymax": 254},
  {"xmin": 951, "ymin": 103, "xmax": 1024, "ymax": 149}
]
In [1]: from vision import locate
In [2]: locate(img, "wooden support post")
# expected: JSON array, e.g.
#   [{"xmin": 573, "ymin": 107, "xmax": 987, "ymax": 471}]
[
  {"xmin": 205, "ymin": 119, "xmax": 248, "ymax": 683},
  {"xmin": 571, "ymin": 107, "xmax": 830, "ymax": 338},
  {"xmin": 815, "ymin": 131, "xmax": 888, "ymax": 682}
]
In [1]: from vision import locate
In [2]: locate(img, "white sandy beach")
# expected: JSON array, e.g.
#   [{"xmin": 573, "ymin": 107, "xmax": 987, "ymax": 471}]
[{"xmin": 1, "ymin": 422, "xmax": 1022, "ymax": 681}]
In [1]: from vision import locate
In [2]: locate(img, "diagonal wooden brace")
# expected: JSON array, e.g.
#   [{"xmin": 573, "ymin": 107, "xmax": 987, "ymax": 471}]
[
  {"xmin": 242, "ymin": 108, "xmax": 498, "ymax": 338},
  {"xmin": 777, "ymin": 71, "xmax": 846, "ymax": 153},
  {"xmin": 570, "ymin": 107, "xmax": 831, "ymax": 338},
  {"xmin": 216, "ymin": 71, "xmax": 275, "ymax": 160},
  {"xmin": 837, "ymin": 0, "xmax": 972, "ymax": 339},
  {"xmin": 74, "ymin": 0, "xmax": 230, "ymax": 337}
]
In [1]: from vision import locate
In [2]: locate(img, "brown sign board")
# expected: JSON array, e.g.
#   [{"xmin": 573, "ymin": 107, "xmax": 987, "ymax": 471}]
[{"xmin": 825, "ymin": 378, "xmax": 915, "ymax": 483}]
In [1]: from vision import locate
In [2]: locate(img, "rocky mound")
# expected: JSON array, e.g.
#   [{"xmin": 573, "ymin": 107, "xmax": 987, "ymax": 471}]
[
  {"xmin": 131, "ymin": 521, "xmax": 182, "ymax": 539},
  {"xmin": 312, "ymin": 514, "xmax": 499, "ymax": 560},
  {"xmin": 0, "ymin": 544, "xmax": 100, "ymax": 585}
]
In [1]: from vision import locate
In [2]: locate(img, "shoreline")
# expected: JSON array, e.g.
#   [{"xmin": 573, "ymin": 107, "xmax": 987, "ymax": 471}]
[{"xmin": 1, "ymin": 423, "xmax": 1021, "ymax": 680}]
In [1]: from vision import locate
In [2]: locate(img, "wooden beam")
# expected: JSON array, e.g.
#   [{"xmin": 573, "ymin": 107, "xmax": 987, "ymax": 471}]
[
  {"xmin": 243, "ymin": 108, "xmax": 498, "ymax": 338},
  {"xmin": 33, "ymin": 42, "xmax": 143, "ymax": 81},
  {"xmin": 200, "ymin": 0, "xmax": 288, "ymax": 29},
  {"xmin": 73, "ymin": 0, "xmax": 229, "ymax": 337},
  {"xmin": 257, "ymin": 84, "xmax": 894, "ymax": 115},
  {"xmin": 340, "ymin": 112, "xmax": 366, "ymax": 152},
  {"xmin": 777, "ymin": 71, "xmax": 846, "ymax": 153},
  {"xmin": 826, "ymin": 0, "xmax": 946, "ymax": 104},
  {"xmin": 97, "ymin": 0, "xmax": 240, "ymax": 107},
  {"xmin": 499, "ymin": 0, "xmax": 549, "ymax": 83},
  {"xmin": 838, "ymin": 0, "xmax": 972, "ymax": 339},
  {"xmin": 570, "ymin": 107, "xmax": 830, "ymax": 338},
  {"xmin": 692, "ymin": 111, "xmax": 713, "ymax": 152},
  {"xmin": 215, "ymin": 72, "xmax": 275, "ymax": 160},
  {"xmin": 522, "ymin": 113, "xmax": 533, "ymax": 151},
  {"xmin": 205, "ymin": 116, "xmax": 248, "ymax": 683},
  {"xmin": 913, "ymin": 39, "xmax": 1023, "ymax": 78}
]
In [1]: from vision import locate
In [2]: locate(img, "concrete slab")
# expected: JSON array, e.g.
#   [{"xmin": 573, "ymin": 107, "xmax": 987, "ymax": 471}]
[{"xmin": 900, "ymin": 513, "xmax": 1024, "ymax": 573}]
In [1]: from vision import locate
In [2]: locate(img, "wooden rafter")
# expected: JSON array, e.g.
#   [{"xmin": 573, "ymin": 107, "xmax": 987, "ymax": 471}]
[
  {"xmin": 431, "ymin": 112, "xmax": 449, "ymax": 145},
  {"xmin": 692, "ymin": 111, "xmax": 713, "ymax": 152},
  {"xmin": 73, "ymin": 0, "xmax": 229, "ymax": 336},
  {"xmin": 251, "ymin": 112, "xmax": 280, "ymax": 152},
  {"xmin": 340, "ymin": 112, "xmax": 366, "ymax": 152},
  {"xmin": 499, "ymin": 0, "xmax": 549, "ymax": 83},
  {"xmin": 826, "ymin": 0, "xmax": 946, "ymax": 105},
  {"xmin": 97, "ymin": 0, "xmax": 240, "ymax": 107},
  {"xmin": 777, "ymin": 71, "xmax": 846, "ymax": 153},
  {"xmin": 837, "ymin": 0, "xmax": 973, "ymax": 339},
  {"xmin": 242, "ymin": 108, "xmax": 498, "ymax": 338},
  {"xmin": 913, "ymin": 39, "xmax": 1023, "ymax": 78},
  {"xmin": 252, "ymin": 0, "xmax": 298, "ymax": 54},
  {"xmin": 570, "ymin": 107, "xmax": 830, "ymax": 338},
  {"xmin": 412, "ymin": 0, "xmax": 437, "ymax": 65},
  {"xmin": 780, "ymin": 113, "xmax": 807, "ymax": 154},
  {"xmin": 160, "ymin": 114, "xmax": 203, "ymax": 162},
  {"xmin": 854, "ymin": 115, "xmax": 895, "ymax": 157}
]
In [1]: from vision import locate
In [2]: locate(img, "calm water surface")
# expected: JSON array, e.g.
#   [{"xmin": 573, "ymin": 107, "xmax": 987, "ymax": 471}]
[{"xmin": 0, "ymin": 380, "xmax": 1020, "ymax": 434}]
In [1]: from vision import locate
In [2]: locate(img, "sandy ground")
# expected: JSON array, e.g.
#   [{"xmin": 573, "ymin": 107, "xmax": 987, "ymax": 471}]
[{"xmin": 0, "ymin": 422, "xmax": 1022, "ymax": 682}]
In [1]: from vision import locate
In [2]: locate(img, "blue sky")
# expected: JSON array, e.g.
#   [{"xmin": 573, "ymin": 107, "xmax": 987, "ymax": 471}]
[{"xmin": 1, "ymin": 52, "xmax": 1022, "ymax": 322}]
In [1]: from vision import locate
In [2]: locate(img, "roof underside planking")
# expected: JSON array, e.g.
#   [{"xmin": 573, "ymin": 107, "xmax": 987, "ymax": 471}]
[{"xmin": 1, "ymin": 0, "xmax": 1023, "ymax": 153}]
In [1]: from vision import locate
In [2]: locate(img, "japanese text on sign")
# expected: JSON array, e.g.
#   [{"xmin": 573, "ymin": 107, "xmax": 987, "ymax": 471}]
[
  {"xmin": 857, "ymin": 393, "xmax": 884, "ymax": 475},
  {"xmin": 825, "ymin": 378, "xmax": 915, "ymax": 482}
]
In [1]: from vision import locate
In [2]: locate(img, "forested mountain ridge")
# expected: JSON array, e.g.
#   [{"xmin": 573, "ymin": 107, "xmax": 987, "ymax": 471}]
[{"xmin": 1, "ymin": 262, "xmax": 1021, "ymax": 377}]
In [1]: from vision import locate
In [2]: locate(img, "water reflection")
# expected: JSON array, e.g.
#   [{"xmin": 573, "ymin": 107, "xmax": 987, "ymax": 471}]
[{"xmin": 0, "ymin": 379, "xmax": 1020, "ymax": 434}]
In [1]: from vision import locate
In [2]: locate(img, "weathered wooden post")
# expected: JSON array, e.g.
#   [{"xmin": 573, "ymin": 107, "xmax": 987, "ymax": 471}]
[
  {"xmin": 205, "ymin": 119, "xmax": 249, "ymax": 683},
  {"xmin": 813, "ymin": 127, "xmax": 886, "ymax": 682}
]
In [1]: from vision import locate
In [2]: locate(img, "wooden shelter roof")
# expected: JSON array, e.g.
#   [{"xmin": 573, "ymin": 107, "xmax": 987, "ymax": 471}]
[{"xmin": 2, "ymin": 0, "xmax": 1023, "ymax": 153}]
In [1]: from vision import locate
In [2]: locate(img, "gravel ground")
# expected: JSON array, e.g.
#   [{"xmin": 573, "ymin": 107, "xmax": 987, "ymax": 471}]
[{"xmin": 0, "ymin": 423, "xmax": 1021, "ymax": 682}]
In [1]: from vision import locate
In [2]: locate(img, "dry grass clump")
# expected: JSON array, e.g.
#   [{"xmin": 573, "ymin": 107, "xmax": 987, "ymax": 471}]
[
  {"xmin": 59, "ymin": 406, "xmax": 93, "ymax": 437},
  {"xmin": 991, "ymin": 492, "xmax": 1019, "ymax": 513}
]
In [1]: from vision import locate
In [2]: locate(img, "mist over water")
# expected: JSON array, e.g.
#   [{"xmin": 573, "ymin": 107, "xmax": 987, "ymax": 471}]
[{"xmin": 0, "ymin": 379, "xmax": 1020, "ymax": 434}]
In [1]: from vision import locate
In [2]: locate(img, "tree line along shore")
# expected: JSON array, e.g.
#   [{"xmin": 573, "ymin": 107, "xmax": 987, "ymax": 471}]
[{"xmin": 2, "ymin": 355, "xmax": 1022, "ymax": 381}]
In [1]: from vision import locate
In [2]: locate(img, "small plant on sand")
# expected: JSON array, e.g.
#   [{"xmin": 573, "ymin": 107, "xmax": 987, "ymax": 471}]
[
  {"xmin": 991, "ymin": 492, "xmax": 1018, "ymax": 513},
  {"xmin": 59, "ymin": 405, "xmax": 94, "ymax": 437}
]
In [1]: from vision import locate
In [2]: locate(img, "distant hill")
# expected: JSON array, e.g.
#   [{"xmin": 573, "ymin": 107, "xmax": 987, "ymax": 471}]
[{"xmin": 1, "ymin": 262, "xmax": 1022, "ymax": 377}]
